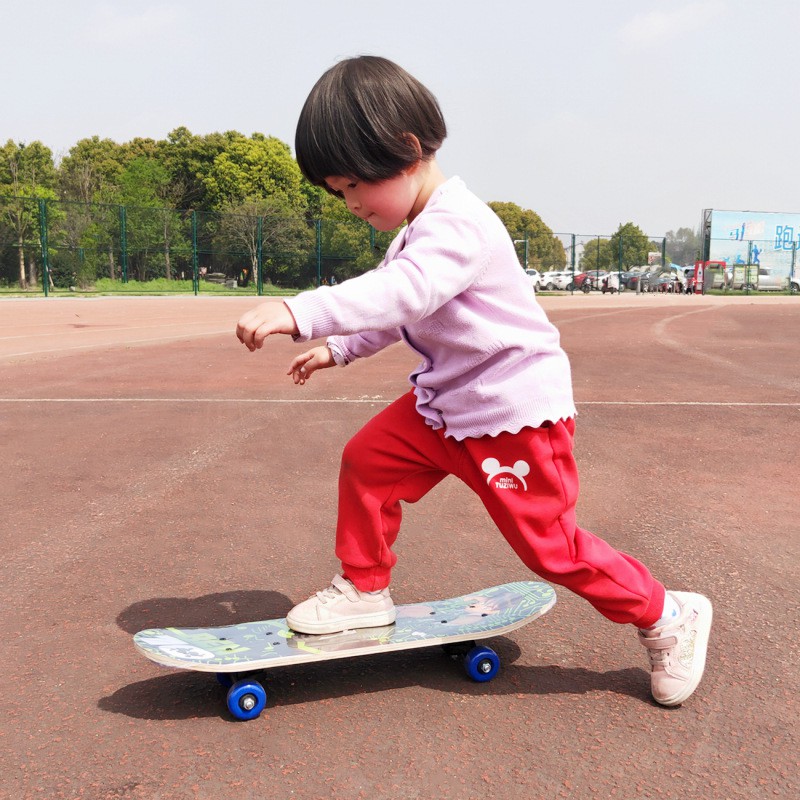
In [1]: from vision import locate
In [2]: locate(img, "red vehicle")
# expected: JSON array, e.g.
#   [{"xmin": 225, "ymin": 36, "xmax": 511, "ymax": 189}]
[{"xmin": 693, "ymin": 260, "xmax": 726, "ymax": 294}]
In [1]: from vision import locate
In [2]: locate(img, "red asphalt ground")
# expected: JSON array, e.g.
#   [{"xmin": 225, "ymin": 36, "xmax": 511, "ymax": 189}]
[{"xmin": 0, "ymin": 293, "xmax": 797, "ymax": 800}]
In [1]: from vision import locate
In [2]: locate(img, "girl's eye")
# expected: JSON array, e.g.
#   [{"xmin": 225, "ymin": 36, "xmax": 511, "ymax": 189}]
[{"xmin": 347, "ymin": 181, "xmax": 358, "ymax": 189}]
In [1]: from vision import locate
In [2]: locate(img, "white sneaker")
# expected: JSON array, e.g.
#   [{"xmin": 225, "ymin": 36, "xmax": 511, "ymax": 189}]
[
  {"xmin": 638, "ymin": 591, "xmax": 713, "ymax": 707},
  {"xmin": 286, "ymin": 575, "xmax": 396, "ymax": 635}
]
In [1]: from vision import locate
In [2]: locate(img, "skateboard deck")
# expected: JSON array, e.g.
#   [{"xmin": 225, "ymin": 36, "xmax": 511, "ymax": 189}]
[{"xmin": 133, "ymin": 580, "xmax": 556, "ymax": 719}]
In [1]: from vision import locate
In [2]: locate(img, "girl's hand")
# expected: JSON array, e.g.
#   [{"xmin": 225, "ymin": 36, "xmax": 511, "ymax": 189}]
[
  {"xmin": 236, "ymin": 302, "xmax": 299, "ymax": 351},
  {"xmin": 288, "ymin": 346, "xmax": 335, "ymax": 385}
]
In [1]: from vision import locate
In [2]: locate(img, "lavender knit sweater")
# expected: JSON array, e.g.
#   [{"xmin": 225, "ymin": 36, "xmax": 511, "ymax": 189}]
[{"xmin": 285, "ymin": 177, "xmax": 576, "ymax": 440}]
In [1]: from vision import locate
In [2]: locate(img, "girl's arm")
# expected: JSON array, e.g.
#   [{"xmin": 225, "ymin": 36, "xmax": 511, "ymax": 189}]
[{"xmin": 285, "ymin": 209, "xmax": 485, "ymax": 343}]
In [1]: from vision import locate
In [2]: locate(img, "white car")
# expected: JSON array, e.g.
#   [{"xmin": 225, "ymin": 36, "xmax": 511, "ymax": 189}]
[
  {"xmin": 540, "ymin": 270, "xmax": 572, "ymax": 290},
  {"xmin": 731, "ymin": 266, "xmax": 791, "ymax": 291},
  {"xmin": 752, "ymin": 267, "xmax": 790, "ymax": 291},
  {"xmin": 524, "ymin": 268, "xmax": 542, "ymax": 290}
]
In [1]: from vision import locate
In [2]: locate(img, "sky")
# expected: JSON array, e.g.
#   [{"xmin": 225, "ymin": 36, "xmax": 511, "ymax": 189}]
[{"xmin": 2, "ymin": 0, "xmax": 799, "ymax": 237}]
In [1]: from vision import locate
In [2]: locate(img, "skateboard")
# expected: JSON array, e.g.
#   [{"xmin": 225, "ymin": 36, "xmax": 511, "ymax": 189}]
[{"xmin": 133, "ymin": 580, "xmax": 556, "ymax": 720}]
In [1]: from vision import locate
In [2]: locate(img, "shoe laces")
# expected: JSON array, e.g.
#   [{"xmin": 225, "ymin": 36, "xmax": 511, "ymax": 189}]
[
  {"xmin": 313, "ymin": 575, "xmax": 356, "ymax": 605},
  {"xmin": 315, "ymin": 584, "xmax": 344, "ymax": 605}
]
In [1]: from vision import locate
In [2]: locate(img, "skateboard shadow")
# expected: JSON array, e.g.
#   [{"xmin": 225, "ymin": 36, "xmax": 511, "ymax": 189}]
[
  {"xmin": 100, "ymin": 635, "xmax": 653, "ymax": 722},
  {"xmin": 115, "ymin": 590, "xmax": 293, "ymax": 634}
]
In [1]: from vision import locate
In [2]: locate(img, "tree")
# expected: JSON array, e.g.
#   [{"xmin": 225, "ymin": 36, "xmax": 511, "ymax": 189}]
[
  {"xmin": 488, "ymin": 202, "xmax": 565, "ymax": 271},
  {"xmin": 579, "ymin": 237, "xmax": 613, "ymax": 272},
  {"xmin": 608, "ymin": 222, "xmax": 653, "ymax": 270},
  {"xmin": 203, "ymin": 134, "xmax": 308, "ymax": 215},
  {"xmin": 159, "ymin": 127, "xmax": 244, "ymax": 210},
  {"xmin": 580, "ymin": 222, "xmax": 654, "ymax": 272},
  {"xmin": 666, "ymin": 227, "xmax": 700, "ymax": 266},
  {"xmin": 117, "ymin": 157, "xmax": 190, "ymax": 281},
  {"xmin": 214, "ymin": 196, "xmax": 314, "ymax": 286},
  {"xmin": 318, "ymin": 192, "xmax": 393, "ymax": 282},
  {"xmin": 0, "ymin": 140, "xmax": 57, "ymax": 287},
  {"xmin": 58, "ymin": 136, "xmax": 127, "ymax": 203}
]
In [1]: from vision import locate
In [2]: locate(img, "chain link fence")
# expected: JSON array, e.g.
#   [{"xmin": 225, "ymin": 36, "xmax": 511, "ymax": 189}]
[
  {"xmin": 701, "ymin": 236, "xmax": 799, "ymax": 293},
  {"xmin": 0, "ymin": 195, "xmax": 416, "ymax": 296},
  {"xmin": 6, "ymin": 195, "xmax": 795, "ymax": 296}
]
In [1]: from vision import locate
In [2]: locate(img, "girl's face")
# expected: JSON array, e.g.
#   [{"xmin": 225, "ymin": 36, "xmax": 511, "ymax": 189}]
[{"xmin": 325, "ymin": 171, "xmax": 422, "ymax": 232}]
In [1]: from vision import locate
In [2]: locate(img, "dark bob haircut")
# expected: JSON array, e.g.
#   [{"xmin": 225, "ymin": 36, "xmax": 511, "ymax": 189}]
[{"xmin": 295, "ymin": 56, "xmax": 447, "ymax": 190}]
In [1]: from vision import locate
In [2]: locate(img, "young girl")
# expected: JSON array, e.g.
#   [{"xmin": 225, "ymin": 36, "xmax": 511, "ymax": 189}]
[{"xmin": 236, "ymin": 56, "xmax": 712, "ymax": 707}]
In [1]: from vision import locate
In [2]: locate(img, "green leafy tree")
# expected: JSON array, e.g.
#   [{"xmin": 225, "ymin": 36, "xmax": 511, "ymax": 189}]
[
  {"xmin": 159, "ymin": 127, "xmax": 245, "ymax": 210},
  {"xmin": 116, "ymin": 157, "xmax": 191, "ymax": 281},
  {"xmin": 318, "ymin": 193, "xmax": 394, "ymax": 282},
  {"xmin": 215, "ymin": 196, "xmax": 314, "ymax": 286},
  {"xmin": 58, "ymin": 136, "xmax": 127, "ymax": 203},
  {"xmin": 203, "ymin": 134, "xmax": 308, "ymax": 214},
  {"xmin": 0, "ymin": 140, "xmax": 57, "ymax": 287},
  {"xmin": 580, "ymin": 222, "xmax": 655, "ymax": 272},
  {"xmin": 666, "ymin": 227, "xmax": 700, "ymax": 266},
  {"xmin": 608, "ymin": 222, "xmax": 653, "ymax": 269},
  {"xmin": 579, "ymin": 237, "xmax": 613, "ymax": 272},
  {"xmin": 488, "ymin": 202, "xmax": 565, "ymax": 271}
]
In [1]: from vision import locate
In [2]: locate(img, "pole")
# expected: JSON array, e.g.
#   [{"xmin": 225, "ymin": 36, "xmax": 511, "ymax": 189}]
[
  {"xmin": 524, "ymin": 232, "xmax": 529, "ymax": 270},
  {"xmin": 119, "ymin": 205, "xmax": 128, "ymax": 283},
  {"xmin": 191, "ymin": 211, "xmax": 199, "ymax": 295},
  {"xmin": 38, "ymin": 199, "xmax": 49, "ymax": 297},
  {"xmin": 256, "ymin": 215, "xmax": 264, "ymax": 296},
  {"xmin": 315, "ymin": 219, "xmax": 322, "ymax": 287},
  {"xmin": 570, "ymin": 234, "xmax": 576, "ymax": 294}
]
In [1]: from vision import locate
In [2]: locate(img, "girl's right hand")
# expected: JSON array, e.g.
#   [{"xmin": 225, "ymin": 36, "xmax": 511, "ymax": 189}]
[{"xmin": 288, "ymin": 346, "xmax": 336, "ymax": 385}]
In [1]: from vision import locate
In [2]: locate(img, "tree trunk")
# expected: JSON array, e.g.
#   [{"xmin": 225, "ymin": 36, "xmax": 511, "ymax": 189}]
[
  {"xmin": 27, "ymin": 256, "xmax": 37, "ymax": 286},
  {"xmin": 17, "ymin": 237, "xmax": 27, "ymax": 288},
  {"xmin": 163, "ymin": 216, "xmax": 172, "ymax": 280}
]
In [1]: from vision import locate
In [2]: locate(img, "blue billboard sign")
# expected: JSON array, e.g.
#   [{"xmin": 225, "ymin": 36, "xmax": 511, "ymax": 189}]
[{"xmin": 707, "ymin": 209, "xmax": 798, "ymax": 276}]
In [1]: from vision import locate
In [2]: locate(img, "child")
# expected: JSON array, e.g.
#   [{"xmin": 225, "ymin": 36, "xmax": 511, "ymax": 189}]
[{"xmin": 235, "ymin": 56, "xmax": 712, "ymax": 707}]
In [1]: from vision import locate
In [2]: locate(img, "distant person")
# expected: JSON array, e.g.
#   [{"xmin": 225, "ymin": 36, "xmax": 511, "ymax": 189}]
[{"xmin": 236, "ymin": 56, "xmax": 712, "ymax": 707}]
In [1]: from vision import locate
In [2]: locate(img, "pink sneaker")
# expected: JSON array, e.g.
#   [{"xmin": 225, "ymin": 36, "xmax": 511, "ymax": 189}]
[
  {"xmin": 286, "ymin": 575, "xmax": 396, "ymax": 635},
  {"xmin": 638, "ymin": 591, "xmax": 713, "ymax": 706}
]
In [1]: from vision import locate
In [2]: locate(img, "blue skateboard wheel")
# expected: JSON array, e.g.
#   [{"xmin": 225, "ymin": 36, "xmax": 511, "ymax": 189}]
[
  {"xmin": 464, "ymin": 645, "xmax": 500, "ymax": 682},
  {"xmin": 227, "ymin": 679, "xmax": 267, "ymax": 720}
]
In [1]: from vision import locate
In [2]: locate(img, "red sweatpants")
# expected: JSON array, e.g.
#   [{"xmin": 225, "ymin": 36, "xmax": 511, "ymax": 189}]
[{"xmin": 336, "ymin": 391, "xmax": 664, "ymax": 628}]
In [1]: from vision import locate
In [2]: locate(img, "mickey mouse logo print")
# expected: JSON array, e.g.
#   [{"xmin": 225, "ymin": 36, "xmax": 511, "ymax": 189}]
[{"xmin": 481, "ymin": 458, "xmax": 531, "ymax": 491}]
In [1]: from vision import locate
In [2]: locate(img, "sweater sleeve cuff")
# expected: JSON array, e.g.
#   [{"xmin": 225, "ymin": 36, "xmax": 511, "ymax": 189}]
[
  {"xmin": 285, "ymin": 291, "xmax": 335, "ymax": 342},
  {"xmin": 326, "ymin": 339, "xmax": 349, "ymax": 366}
]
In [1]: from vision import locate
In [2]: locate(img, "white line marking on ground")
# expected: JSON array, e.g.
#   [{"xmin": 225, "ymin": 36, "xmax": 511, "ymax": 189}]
[{"xmin": 0, "ymin": 398, "xmax": 797, "ymax": 407}]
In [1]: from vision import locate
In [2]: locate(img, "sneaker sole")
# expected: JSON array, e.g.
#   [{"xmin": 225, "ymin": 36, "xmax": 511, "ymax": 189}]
[
  {"xmin": 658, "ymin": 592, "xmax": 713, "ymax": 706},
  {"xmin": 286, "ymin": 608, "xmax": 397, "ymax": 636}
]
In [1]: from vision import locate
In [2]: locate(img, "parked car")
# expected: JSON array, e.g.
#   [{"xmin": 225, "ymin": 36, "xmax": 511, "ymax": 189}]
[
  {"xmin": 742, "ymin": 267, "xmax": 789, "ymax": 292},
  {"xmin": 626, "ymin": 271, "xmax": 657, "ymax": 291},
  {"xmin": 524, "ymin": 268, "xmax": 542, "ymax": 290},
  {"xmin": 655, "ymin": 274, "xmax": 681, "ymax": 292},
  {"xmin": 572, "ymin": 270, "xmax": 607, "ymax": 292},
  {"xmin": 791, "ymin": 274, "xmax": 799, "ymax": 294},
  {"xmin": 540, "ymin": 270, "xmax": 573, "ymax": 290}
]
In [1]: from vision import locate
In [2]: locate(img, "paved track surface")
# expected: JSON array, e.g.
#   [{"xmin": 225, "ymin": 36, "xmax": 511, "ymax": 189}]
[{"xmin": 1, "ymin": 293, "xmax": 797, "ymax": 799}]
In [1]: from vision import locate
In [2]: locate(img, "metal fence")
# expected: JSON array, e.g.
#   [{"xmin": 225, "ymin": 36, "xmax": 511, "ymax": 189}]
[
  {"xmin": 11, "ymin": 195, "xmax": 797, "ymax": 297},
  {"xmin": 701, "ymin": 236, "xmax": 798, "ymax": 293},
  {"xmin": 0, "ymin": 196, "xmax": 411, "ymax": 295}
]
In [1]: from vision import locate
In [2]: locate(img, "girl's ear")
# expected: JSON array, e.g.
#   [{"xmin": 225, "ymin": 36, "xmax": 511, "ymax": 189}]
[{"xmin": 401, "ymin": 133, "xmax": 423, "ymax": 172}]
